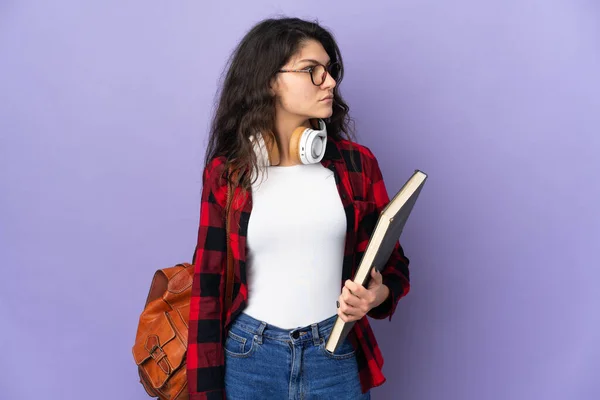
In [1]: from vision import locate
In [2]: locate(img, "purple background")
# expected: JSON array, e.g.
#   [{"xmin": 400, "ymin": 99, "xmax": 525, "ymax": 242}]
[{"xmin": 1, "ymin": 1, "xmax": 599, "ymax": 399}]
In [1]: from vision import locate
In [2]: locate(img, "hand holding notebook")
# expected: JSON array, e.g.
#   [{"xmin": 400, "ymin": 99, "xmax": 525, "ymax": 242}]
[{"xmin": 336, "ymin": 267, "xmax": 390, "ymax": 323}]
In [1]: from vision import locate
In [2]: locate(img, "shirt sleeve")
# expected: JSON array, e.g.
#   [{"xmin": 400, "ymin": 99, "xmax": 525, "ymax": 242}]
[
  {"xmin": 363, "ymin": 148, "xmax": 411, "ymax": 321},
  {"xmin": 187, "ymin": 160, "xmax": 228, "ymax": 400}
]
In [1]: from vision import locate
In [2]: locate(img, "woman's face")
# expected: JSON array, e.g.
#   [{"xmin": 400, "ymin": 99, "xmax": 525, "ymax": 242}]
[{"xmin": 271, "ymin": 39, "xmax": 337, "ymax": 122}]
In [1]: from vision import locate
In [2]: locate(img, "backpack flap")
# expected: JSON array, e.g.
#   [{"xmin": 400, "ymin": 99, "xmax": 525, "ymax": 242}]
[{"xmin": 132, "ymin": 308, "xmax": 186, "ymax": 390}]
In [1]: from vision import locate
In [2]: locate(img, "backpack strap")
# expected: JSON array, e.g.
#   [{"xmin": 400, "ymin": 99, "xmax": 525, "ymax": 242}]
[{"xmin": 224, "ymin": 176, "xmax": 235, "ymax": 312}]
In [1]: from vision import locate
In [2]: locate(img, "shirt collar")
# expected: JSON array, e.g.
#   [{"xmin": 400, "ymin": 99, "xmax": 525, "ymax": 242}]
[{"xmin": 323, "ymin": 135, "xmax": 344, "ymax": 162}]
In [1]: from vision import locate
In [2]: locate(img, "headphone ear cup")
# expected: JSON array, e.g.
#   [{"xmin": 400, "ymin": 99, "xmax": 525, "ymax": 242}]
[{"xmin": 289, "ymin": 126, "xmax": 307, "ymax": 164}]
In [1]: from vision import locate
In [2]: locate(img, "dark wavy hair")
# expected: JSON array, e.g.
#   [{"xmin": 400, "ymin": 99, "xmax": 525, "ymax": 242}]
[{"xmin": 204, "ymin": 17, "xmax": 356, "ymax": 192}]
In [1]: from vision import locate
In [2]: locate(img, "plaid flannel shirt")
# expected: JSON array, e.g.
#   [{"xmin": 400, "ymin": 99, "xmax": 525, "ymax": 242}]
[{"xmin": 187, "ymin": 135, "xmax": 410, "ymax": 399}]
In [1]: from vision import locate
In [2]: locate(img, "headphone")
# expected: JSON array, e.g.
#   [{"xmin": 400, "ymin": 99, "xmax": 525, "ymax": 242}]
[{"xmin": 251, "ymin": 119, "xmax": 328, "ymax": 167}]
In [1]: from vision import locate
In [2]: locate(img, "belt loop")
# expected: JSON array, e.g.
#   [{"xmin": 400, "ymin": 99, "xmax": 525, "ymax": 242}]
[
  {"xmin": 311, "ymin": 323, "xmax": 320, "ymax": 346},
  {"xmin": 256, "ymin": 321, "xmax": 267, "ymax": 344}
]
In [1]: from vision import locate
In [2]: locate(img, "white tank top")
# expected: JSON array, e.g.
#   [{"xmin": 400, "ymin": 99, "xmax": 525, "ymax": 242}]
[{"xmin": 243, "ymin": 163, "xmax": 347, "ymax": 329}]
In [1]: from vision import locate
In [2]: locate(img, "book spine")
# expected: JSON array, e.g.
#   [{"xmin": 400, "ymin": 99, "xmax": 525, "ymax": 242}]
[{"xmin": 324, "ymin": 319, "xmax": 355, "ymax": 353}]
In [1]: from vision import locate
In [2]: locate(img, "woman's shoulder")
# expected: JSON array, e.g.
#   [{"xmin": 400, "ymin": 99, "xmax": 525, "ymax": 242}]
[
  {"xmin": 203, "ymin": 156, "xmax": 228, "ymax": 182},
  {"xmin": 205, "ymin": 155, "xmax": 227, "ymax": 172},
  {"xmin": 333, "ymin": 137, "xmax": 380, "ymax": 170},
  {"xmin": 201, "ymin": 156, "xmax": 229, "ymax": 207}
]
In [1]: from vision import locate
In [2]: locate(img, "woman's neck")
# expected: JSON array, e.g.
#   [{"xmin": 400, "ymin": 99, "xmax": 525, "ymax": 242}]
[{"xmin": 272, "ymin": 114, "xmax": 312, "ymax": 166}]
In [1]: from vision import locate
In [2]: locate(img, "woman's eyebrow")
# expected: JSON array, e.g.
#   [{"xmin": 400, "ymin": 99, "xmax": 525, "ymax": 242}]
[{"xmin": 296, "ymin": 58, "xmax": 331, "ymax": 66}]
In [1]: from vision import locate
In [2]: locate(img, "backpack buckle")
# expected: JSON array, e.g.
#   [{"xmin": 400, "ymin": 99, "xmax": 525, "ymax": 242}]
[{"xmin": 148, "ymin": 343, "xmax": 170, "ymax": 374}]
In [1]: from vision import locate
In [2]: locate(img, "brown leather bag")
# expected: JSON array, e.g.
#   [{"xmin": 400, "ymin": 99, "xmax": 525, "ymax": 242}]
[{"xmin": 132, "ymin": 179, "xmax": 236, "ymax": 399}]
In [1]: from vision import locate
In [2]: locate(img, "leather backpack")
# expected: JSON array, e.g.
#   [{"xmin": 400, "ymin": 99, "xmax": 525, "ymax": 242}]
[{"xmin": 132, "ymin": 178, "xmax": 236, "ymax": 399}]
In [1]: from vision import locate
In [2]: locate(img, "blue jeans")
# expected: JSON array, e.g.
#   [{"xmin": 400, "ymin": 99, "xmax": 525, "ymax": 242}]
[{"xmin": 224, "ymin": 312, "xmax": 371, "ymax": 400}]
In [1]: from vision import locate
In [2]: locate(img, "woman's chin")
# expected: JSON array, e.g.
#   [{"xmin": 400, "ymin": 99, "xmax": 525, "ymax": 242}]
[{"xmin": 314, "ymin": 108, "xmax": 333, "ymax": 120}]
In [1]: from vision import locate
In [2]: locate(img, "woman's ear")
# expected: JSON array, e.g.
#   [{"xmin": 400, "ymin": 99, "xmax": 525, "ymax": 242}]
[{"xmin": 269, "ymin": 77, "xmax": 279, "ymax": 97}]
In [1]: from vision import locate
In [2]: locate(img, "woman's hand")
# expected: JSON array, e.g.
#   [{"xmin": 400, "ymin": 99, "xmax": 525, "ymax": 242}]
[{"xmin": 336, "ymin": 268, "xmax": 390, "ymax": 322}]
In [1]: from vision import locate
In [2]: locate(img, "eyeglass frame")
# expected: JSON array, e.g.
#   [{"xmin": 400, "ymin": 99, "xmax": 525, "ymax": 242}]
[{"xmin": 277, "ymin": 61, "xmax": 342, "ymax": 86}]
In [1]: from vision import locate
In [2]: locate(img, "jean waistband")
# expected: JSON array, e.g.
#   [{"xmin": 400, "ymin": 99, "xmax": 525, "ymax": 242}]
[{"xmin": 230, "ymin": 312, "xmax": 338, "ymax": 344}]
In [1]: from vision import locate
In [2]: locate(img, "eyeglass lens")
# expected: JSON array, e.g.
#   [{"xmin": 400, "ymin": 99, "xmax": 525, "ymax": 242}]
[{"xmin": 311, "ymin": 63, "xmax": 341, "ymax": 85}]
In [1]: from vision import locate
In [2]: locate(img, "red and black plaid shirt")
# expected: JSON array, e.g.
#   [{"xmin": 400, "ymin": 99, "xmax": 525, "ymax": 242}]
[{"xmin": 187, "ymin": 135, "xmax": 410, "ymax": 399}]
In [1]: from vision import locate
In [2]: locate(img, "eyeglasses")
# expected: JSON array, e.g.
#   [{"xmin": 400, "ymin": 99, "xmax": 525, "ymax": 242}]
[{"xmin": 277, "ymin": 62, "xmax": 342, "ymax": 86}]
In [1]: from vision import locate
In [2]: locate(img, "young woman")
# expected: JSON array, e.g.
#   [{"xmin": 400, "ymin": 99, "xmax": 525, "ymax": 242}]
[{"xmin": 187, "ymin": 17, "xmax": 410, "ymax": 400}]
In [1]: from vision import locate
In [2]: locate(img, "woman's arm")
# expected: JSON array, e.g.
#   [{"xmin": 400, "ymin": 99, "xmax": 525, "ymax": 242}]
[
  {"xmin": 187, "ymin": 159, "xmax": 228, "ymax": 400},
  {"xmin": 364, "ymin": 148, "xmax": 411, "ymax": 321}
]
